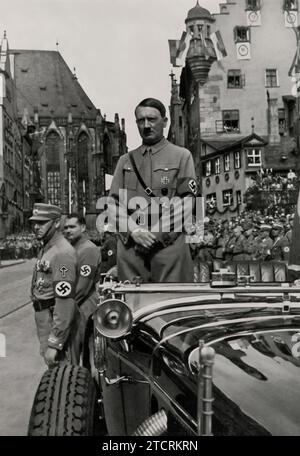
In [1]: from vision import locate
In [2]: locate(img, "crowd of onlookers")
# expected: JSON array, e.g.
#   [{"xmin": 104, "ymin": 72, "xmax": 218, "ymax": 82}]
[
  {"xmin": 0, "ymin": 233, "xmax": 42, "ymax": 260},
  {"xmin": 255, "ymin": 169, "xmax": 297, "ymax": 192},
  {"xmin": 190, "ymin": 209, "xmax": 294, "ymax": 263},
  {"xmin": 0, "ymin": 207, "xmax": 296, "ymax": 268}
]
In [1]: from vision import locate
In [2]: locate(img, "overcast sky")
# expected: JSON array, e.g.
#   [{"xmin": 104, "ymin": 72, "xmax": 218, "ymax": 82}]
[{"xmin": 3, "ymin": 0, "xmax": 220, "ymax": 148}]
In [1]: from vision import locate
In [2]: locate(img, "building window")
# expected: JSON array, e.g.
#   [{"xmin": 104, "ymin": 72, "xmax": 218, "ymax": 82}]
[
  {"xmin": 224, "ymin": 154, "xmax": 230, "ymax": 171},
  {"xmin": 206, "ymin": 193, "xmax": 217, "ymax": 209},
  {"xmin": 179, "ymin": 116, "xmax": 183, "ymax": 128},
  {"xmin": 205, "ymin": 161, "xmax": 212, "ymax": 177},
  {"xmin": 206, "ymin": 25, "xmax": 211, "ymax": 37},
  {"xmin": 46, "ymin": 131, "xmax": 61, "ymax": 205},
  {"xmin": 222, "ymin": 110, "xmax": 240, "ymax": 133},
  {"xmin": 245, "ymin": 0, "xmax": 260, "ymax": 9},
  {"xmin": 223, "ymin": 189, "xmax": 233, "ymax": 206},
  {"xmin": 236, "ymin": 190, "xmax": 242, "ymax": 205},
  {"xmin": 278, "ymin": 108, "xmax": 286, "ymax": 135},
  {"xmin": 78, "ymin": 132, "xmax": 90, "ymax": 211},
  {"xmin": 284, "ymin": 0, "xmax": 298, "ymax": 10},
  {"xmin": 247, "ymin": 148, "xmax": 262, "ymax": 166},
  {"xmin": 215, "ymin": 157, "xmax": 221, "ymax": 174},
  {"xmin": 189, "ymin": 25, "xmax": 194, "ymax": 35},
  {"xmin": 234, "ymin": 151, "xmax": 241, "ymax": 169},
  {"xmin": 234, "ymin": 26, "xmax": 250, "ymax": 42},
  {"xmin": 265, "ymin": 69, "xmax": 279, "ymax": 87},
  {"xmin": 228, "ymin": 70, "xmax": 244, "ymax": 88},
  {"xmin": 47, "ymin": 171, "xmax": 61, "ymax": 205}
]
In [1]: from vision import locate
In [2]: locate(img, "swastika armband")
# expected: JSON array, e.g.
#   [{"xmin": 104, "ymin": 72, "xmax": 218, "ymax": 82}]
[
  {"xmin": 176, "ymin": 177, "xmax": 198, "ymax": 196},
  {"xmin": 80, "ymin": 264, "xmax": 95, "ymax": 277},
  {"xmin": 53, "ymin": 281, "xmax": 75, "ymax": 298}
]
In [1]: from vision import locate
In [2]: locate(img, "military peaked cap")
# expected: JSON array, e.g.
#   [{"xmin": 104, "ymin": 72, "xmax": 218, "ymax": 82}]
[{"xmin": 29, "ymin": 203, "xmax": 62, "ymax": 221}]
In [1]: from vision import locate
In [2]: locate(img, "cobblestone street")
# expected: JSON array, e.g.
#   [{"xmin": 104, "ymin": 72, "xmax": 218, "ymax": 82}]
[{"xmin": 0, "ymin": 260, "xmax": 45, "ymax": 436}]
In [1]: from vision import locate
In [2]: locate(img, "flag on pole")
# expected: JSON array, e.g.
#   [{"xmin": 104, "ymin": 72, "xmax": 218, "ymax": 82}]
[
  {"xmin": 210, "ymin": 30, "xmax": 227, "ymax": 61},
  {"xmin": 175, "ymin": 31, "xmax": 191, "ymax": 67},
  {"xmin": 168, "ymin": 39, "xmax": 180, "ymax": 66}
]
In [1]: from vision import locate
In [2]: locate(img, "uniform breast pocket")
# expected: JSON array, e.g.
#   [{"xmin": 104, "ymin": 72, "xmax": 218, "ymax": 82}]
[
  {"xmin": 152, "ymin": 163, "xmax": 180, "ymax": 191},
  {"xmin": 123, "ymin": 166, "xmax": 137, "ymax": 190}
]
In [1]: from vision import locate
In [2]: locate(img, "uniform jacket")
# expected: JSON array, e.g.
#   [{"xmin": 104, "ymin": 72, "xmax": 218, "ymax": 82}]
[
  {"xmin": 100, "ymin": 236, "xmax": 117, "ymax": 274},
  {"xmin": 270, "ymin": 235, "xmax": 290, "ymax": 261},
  {"xmin": 31, "ymin": 231, "xmax": 77, "ymax": 350},
  {"xmin": 253, "ymin": 235, "xmax": 273, "ymax": 260},
  {"xmin": 108, "ymin": 137, "xmax": 197, "ymax": 246},
  {"xmin": 73, "ymin": 236, "xmax": 102, "ymax": 308}
]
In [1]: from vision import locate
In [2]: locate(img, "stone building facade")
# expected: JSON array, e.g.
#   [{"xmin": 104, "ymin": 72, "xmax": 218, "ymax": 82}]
[
  {"xmin": 0, "ymin": 33, "xmax": 33, "ymax": 238},
  {"xmin": 168, "ymin": 0, "xmax": 300, "ymax": 216},
  {"xmin": 10, "ymin": 49, "xmax": 127, "ymax": 230}
]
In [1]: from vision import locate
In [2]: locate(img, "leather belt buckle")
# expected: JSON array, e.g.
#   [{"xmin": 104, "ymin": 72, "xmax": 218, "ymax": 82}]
[{"xmin": 33, "ymin": 299, "xmax": 54, "ymax": 312}]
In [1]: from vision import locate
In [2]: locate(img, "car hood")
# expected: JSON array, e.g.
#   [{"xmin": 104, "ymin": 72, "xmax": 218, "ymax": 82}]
[
  {"xmin": 126, "ymin": 292, "xmax": 300, "ymax": 436},
  {"xmin": 208, "ymin": 330, "xmax": 300, "ymax": 436}
]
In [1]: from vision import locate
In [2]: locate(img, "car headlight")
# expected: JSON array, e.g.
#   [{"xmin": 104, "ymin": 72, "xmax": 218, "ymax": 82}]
[{"xmin": 95, "ymin": 298, "xmax": 133, "ymax": 339}]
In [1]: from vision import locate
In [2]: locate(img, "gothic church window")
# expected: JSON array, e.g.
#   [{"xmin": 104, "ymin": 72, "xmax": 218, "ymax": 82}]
[
  {"xmin": 46, "ymin": 131, "xmax": 61, "ymax": 205},
  {"xmin": 77, "ymin": 132, "xmax": 89, "ymax": 211}
]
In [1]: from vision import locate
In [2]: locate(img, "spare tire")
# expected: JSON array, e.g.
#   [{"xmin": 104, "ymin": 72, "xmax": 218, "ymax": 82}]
[{"xmin": 28, "ymin": 365, "xmax": 97, "ymax": 436}]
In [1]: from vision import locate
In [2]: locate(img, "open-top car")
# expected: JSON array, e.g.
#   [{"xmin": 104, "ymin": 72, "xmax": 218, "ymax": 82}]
[{"xmin": 28, "ymin": 260, "xmax": 300, "ymax": 436}]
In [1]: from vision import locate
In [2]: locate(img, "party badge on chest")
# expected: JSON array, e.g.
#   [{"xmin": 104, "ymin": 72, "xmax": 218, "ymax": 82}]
[
  {"xmin": 36, "ymin": 278, "xmax": 45, "ymax": 291},
  {"xmin": 161, "ymin": 176, "xmax": 169, "ymax": 185}
]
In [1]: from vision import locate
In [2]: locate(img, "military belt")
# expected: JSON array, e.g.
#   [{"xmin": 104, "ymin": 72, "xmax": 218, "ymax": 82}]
[{"xmin": 32, "ymin": 298, "xmax": 55, "ymax": 312}]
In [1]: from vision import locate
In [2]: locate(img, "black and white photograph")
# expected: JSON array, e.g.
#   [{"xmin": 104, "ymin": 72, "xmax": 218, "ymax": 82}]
[{"xmin": 1, "ymin": 0, "xmax": 300, "ymax": 442}]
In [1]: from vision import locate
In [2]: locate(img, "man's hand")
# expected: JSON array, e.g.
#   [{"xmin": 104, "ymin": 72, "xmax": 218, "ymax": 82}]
[
  {"xmin": 44, "ymin": 347, "xmax": 59, "ymax": 368},
  {"xmin": 131, "ymin": 228, "xmax": 157, "ymax": 250}
]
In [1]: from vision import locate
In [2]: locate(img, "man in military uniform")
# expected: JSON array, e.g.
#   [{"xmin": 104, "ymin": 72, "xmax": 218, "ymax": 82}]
[
  {"xmin": 30, "ymin": 203, "xmax": 78, "ymax": 368},
  {"xmin": 253, "ymin": 224, "xmax": 273, "ymax": 261},
  {"xmin": 108, "ymin": 98, "xmax": 197, "ymax": 283},
  {"xmin": 64, "ymin": 213, "xmax": 101, "ymax": 358},
  {"xmin": 231, "ymin": 226, "xmax": 246, "ymax": 261},
  {"xmin": 99, "ymin": 224, "xmax": 117, "ymax": 276},
  {"xmin": 270, "ymin": 223, "xmax": 290, "ymax": 262},
  {"xmin": 243, "ymin": 223, "xmax": 256, "ymax": 260},
  {"xmin": 197, "ymin": 223, "xmax": 215, "ymax": 262}
]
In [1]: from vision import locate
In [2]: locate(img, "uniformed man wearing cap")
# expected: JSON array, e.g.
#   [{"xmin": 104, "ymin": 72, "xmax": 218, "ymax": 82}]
[
  {"xmin": 30, "ymin": 203, "xmax": 78, "ymax": 368},
  {"xmin": 64, "ymin": 213, "xmax": 101, "ymax": 361},
  {"xmin": 270, "ymin": 223, "xmax": 290, "ymax": 262},
  {"xmin": 253, "ymin": 224, "xmax": 273, "ymax": 261},
  {"xmin": 108, "ymin": 97, "xmax": 197, "ymax": 283}
]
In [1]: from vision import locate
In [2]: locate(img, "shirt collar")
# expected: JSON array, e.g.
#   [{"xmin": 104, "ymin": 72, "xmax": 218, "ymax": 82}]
[
  {"xmin": 73, "ymin": 234, "xmax": 88, "ymax": 250},
  {"xmin": 141, "ymin": 137, "xmax": 168, "ymax": 155},
  {"xmin": 44, "ymin": 231, "xmax": 63, "ymax": 251}
]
